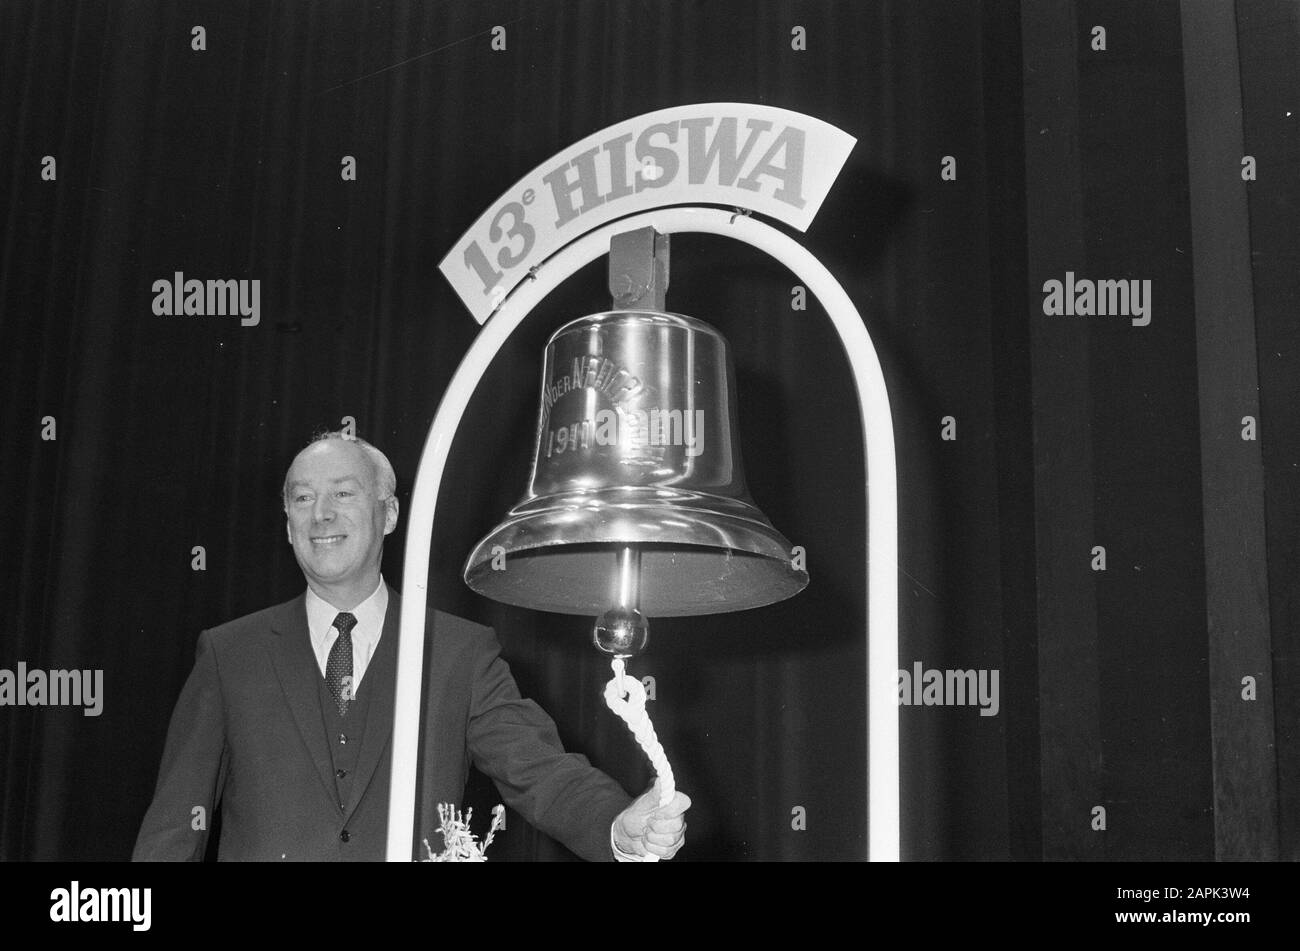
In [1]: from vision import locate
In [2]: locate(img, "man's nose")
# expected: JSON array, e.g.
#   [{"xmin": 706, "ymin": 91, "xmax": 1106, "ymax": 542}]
[{"xmin": 311, "ymin": 496, "xmax": 336, "ymax": 522}]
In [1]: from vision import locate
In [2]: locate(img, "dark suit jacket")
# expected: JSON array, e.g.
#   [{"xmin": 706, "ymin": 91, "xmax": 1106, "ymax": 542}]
[{"xmin": 132, "ymin": 586, "xmax": 632, "ymax": 861}]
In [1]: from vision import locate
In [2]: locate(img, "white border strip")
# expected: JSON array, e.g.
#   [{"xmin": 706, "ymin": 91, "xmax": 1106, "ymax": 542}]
[{"xmin": 387, "ymin": 207, "xmax": 899, "ymax": 861}]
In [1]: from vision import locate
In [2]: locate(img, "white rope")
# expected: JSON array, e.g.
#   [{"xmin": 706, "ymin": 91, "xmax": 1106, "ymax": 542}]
[{"xmin": 604, "ymin": 657, "xmax": 675, "ymax": 861}]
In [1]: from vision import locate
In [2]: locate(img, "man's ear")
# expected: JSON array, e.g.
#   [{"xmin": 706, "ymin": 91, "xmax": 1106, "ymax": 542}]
[
  {"xmin": 286, "ymin": 517, "xmax": 293, "ymax": 545},
  {"xmin": 383, "ymin": 496, "xmax": 399, "ymax": 536}
]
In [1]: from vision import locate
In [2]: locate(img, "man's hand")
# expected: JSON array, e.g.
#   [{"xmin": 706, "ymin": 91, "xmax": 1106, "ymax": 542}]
[{"xmin": 612, "ymin": 780, "xmax": 691, "ymax": 860}]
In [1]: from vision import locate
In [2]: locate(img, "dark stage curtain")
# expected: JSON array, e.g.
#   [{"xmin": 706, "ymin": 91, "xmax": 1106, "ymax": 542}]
[{"xmin": 1, "ymin": 0, "xmax": 1296, "ymax": 862}]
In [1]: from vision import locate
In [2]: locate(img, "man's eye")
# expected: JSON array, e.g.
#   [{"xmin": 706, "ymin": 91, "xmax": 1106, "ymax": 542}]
[
  {"xmin": 336, "ymin": 490, "xmax": 354, "ymax": 499},
  {"xmin": 295, "ymin": 495, "xmax": 313, "ymax": 504}
]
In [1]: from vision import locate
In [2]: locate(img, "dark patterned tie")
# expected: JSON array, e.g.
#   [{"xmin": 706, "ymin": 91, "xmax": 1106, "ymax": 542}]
[{"xmin": 326, "ymin": 612, "xmax": 358, "ymax": 717}]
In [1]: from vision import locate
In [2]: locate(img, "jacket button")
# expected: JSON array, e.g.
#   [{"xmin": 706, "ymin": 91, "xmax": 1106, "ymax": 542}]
[
  {"xmin": 339, "ymin": 830, "xmax": 351, "ymax": 843},
  {"xmin": 336, "ymin": 769, "xmax": 348, "ymax": 778}
]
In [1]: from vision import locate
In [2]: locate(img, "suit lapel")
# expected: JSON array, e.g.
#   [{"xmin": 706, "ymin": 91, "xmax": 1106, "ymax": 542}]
[
  {"xmin": 342, "ymin": 584, "xmax": 401, "ymax": 821},
  {"xmin": 268, "ymin": 594, "xmax": 338, "ymax": 805}
]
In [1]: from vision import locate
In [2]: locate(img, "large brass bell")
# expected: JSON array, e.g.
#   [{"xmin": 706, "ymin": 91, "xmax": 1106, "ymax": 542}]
[
  {"xmin": 463, "ymin": 229, "xmax": 807, "ymax": 831},
  {"xmin": 463, "ymin": 305, "xmax": 808, "ymax": 631}
]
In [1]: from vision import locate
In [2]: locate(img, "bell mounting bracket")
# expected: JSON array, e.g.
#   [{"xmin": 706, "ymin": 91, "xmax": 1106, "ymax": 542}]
[{"xmin": 608, "ymin": 227, "xmax": 670, "ymax": 311}]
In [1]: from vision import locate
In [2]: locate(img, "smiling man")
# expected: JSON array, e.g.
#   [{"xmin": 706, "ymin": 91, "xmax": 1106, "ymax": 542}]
[{"xmin": 133, "ymin": 431, "xmax": 689, "ymax": 862}]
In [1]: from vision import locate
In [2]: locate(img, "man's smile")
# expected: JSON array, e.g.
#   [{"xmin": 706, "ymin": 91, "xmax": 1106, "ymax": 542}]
[{"xmin": 311, "ymin": 534, "xmax": 348, "ymax": 546}]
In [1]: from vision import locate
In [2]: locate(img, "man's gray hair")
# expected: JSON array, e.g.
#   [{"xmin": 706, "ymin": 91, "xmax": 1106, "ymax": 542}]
[{"xmin": 282, "ymin": 431, "xmax": 397, "ymax": 509}]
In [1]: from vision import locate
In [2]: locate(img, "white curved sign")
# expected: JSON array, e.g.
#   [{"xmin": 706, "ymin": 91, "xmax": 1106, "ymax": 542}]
[{"xmin": 439, "ymin": 103, "xmax": 857, "ymax": 323}]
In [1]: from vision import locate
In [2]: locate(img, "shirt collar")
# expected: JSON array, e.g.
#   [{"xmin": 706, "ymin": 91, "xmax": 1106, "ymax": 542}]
[{"xmin": 304, "ymin": 576, "xmax": 388, "ymax": 648}]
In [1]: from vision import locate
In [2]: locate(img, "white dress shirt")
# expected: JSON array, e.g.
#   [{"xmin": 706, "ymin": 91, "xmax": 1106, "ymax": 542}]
[{"xmin": 304, "ymin": 577, "xmax": 388, "ymax": 691}]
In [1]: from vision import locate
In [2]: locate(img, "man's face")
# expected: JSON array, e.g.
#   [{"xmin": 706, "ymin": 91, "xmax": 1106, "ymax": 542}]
[{"xmin": 283, "ymin": 440, "xmax": 398, "ymax": 593}]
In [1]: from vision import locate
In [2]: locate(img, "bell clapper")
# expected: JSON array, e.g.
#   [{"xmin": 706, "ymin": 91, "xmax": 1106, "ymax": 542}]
[{"xmin": 594, "ymin": 547, "xmax": 676, "ymax": 839}]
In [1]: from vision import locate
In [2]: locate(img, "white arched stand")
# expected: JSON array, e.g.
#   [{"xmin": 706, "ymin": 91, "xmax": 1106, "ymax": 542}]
[{"xmin": 387, "ymin": 206, "xmax": 899, "ymax": 862}]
